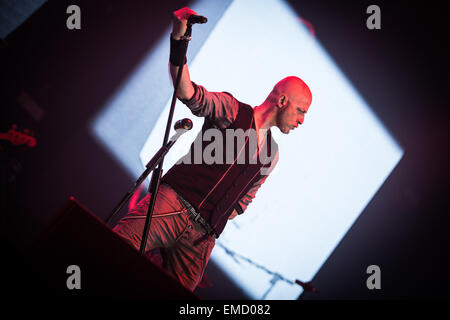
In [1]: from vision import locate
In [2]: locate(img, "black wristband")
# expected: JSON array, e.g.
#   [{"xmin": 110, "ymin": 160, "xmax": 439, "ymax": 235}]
[{"xmin": 169, "ymin": 34, "xmax": 187, "ymax": 66}]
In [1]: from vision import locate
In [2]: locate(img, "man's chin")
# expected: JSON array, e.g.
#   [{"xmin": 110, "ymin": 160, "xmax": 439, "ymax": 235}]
[{"xmin": 276, "ymin": 124, "xmax": 290, "ymax": 134}]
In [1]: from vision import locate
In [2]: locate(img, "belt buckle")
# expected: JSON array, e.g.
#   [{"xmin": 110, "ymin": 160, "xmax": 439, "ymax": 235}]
[{"xmin": 181, "ymin": 198, "xmax": 212, "ymax": 234}]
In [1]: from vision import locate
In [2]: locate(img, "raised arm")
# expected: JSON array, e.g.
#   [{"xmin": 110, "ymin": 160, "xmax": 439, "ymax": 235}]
[
  {"xmin": 169, "ymin": 7, "xmax": 239, "ymax": 129},
  {"xmin": 169, "ymin": 7, "xmax": 196, "ymax": 100}
]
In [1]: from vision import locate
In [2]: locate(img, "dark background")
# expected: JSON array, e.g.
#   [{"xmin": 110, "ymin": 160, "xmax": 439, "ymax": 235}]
[{"xmin": 1, "ymin": 0, "xmax": 448, "ymax": 300}]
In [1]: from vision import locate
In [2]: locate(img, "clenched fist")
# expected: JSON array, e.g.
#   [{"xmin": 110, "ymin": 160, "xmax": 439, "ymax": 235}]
[{"xmin": 172, "ymin": 7, "xmax": 198, "ymax": 40}]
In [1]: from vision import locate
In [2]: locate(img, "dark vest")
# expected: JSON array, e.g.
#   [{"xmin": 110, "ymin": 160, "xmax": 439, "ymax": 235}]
[{"xmin": 161, "ymin": 101, "xmax": 278, "ymax": 237}]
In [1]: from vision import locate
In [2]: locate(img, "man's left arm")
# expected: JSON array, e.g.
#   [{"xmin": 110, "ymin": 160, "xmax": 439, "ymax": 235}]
[{"xmin": 229, "ymin": 151, "xmax": 279, "ymax": 219}]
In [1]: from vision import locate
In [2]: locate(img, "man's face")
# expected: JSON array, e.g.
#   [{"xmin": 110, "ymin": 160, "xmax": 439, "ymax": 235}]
[{"xmin": 276, "ymin": 96, "xmax": 311, "ymax": 134}]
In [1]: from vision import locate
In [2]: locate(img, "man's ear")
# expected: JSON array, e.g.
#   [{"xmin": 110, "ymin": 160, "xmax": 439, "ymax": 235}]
[{"xmin": 278, "ymin": 94, "xmax": 288, "ymax": 109}]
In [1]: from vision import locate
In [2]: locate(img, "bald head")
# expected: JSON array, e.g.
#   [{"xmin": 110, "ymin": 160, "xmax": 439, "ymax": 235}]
[{"xmin": 267, "ymin": 76, "xmax": 312, "ymax": 106}]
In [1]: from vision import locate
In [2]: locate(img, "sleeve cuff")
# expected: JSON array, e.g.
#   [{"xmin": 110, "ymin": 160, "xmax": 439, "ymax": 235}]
[
  {"xmin": 234, "ymin": 203, "xmax": 244, "ymax": 215},
  {"xmin": 179, "ymin": 81, "xmax": 198, "ymax": 105}
]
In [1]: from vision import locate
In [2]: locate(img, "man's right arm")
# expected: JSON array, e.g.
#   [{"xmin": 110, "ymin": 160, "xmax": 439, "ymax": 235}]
[
  {"xmin": 169, "ymin": 7, "xmax": 196, "ymax": 100},
  {"xmin": 169, "ymin": 7, "xmax": 239, "ymax": 129}
]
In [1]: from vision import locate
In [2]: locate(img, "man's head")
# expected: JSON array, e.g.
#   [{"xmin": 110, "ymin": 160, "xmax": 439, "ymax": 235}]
[{"xmin": 267, "ymin": 76, "xmax": 312, "ymax": 134}]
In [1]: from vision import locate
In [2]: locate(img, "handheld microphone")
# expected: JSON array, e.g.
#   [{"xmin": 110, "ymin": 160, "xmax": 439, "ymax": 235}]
[{"xmin": 188, "ymin": 14, "xmax": 207, "ymax": 24}]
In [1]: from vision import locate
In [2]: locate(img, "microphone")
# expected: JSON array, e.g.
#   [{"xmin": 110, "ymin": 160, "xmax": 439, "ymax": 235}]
[
  {"xmin": 188, "ymin": 14, "xmax": 207, "ymax": 24},
  {"xmin": 170, "ymin": 118, "xmax": 193, "ymax": 142},
  {"xmin": 174, "ymin": 118, "xmax": 193, "ymax": 131}
]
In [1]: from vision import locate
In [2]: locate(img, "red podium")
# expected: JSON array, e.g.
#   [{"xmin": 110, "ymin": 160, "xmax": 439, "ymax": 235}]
[{"xmin": 30, "ymin": 197, "xmax": 198, "ymax": 299}]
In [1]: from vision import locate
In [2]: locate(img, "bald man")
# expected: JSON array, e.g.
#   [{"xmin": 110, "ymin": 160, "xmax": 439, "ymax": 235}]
[{"xmin": 113, "ymin": 7, "xmax": 312, "ymax": 291}]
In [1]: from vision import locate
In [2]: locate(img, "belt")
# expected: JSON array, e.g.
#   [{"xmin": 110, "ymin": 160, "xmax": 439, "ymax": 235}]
[{"xmin": 177, "ymin": 195, "xmax": 217, "ymax": 239}]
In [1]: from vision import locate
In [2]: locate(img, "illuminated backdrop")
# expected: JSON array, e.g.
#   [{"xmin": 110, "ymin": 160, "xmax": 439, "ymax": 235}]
[{"xmin": 93, "ymin": 0, "xmax": 403, "ymax": 299}]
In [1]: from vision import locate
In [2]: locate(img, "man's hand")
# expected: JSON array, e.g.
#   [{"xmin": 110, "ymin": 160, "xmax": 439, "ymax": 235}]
[
  {"xmin": 228, "ymin": 209, "xmax": 238, "ymax": 220},
  {"xmin": 172, "ymin": 7, "xmax": 198, "ymax": 40}
]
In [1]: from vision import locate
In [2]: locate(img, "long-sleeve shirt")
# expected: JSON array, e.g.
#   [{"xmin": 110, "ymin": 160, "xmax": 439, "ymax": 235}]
[{"xmin": 179, "ymin": 82, "xmax": 279, "ymax": 215}]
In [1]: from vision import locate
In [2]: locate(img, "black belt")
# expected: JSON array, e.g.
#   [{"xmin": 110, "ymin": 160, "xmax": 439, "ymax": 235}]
[{"xmin": 178, "ymin": 196, "xmax": 217, "ymax": 239}]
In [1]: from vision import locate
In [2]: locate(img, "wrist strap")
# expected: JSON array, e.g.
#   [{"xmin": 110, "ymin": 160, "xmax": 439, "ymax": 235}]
[{"xmin": 169, "ymin": 34, "xmax": 187, "ymax": 66}]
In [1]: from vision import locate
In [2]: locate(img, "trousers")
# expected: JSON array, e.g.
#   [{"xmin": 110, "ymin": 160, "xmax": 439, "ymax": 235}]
[{"xmin": 113, "ymin": 183, "xmax": 215, "ymax": 291}]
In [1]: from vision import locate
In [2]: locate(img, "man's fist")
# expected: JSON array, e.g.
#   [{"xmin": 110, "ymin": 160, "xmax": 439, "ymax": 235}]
[{"xmin": 172, "ymin": 7, "xmax": 198, "ymax": 40}]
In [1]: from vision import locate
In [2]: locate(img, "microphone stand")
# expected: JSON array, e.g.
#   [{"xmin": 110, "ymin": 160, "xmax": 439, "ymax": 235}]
[
  {"xmin": 106, "ymin": 23, "xmax": 194, "ymax": 256},
  {"xmin": 105, "ymin": 129, "xmax": 188, "ymax": 226},
  {"xmin": 138, "ymin": 24, "xmax": 194, "ymax": 253}
]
